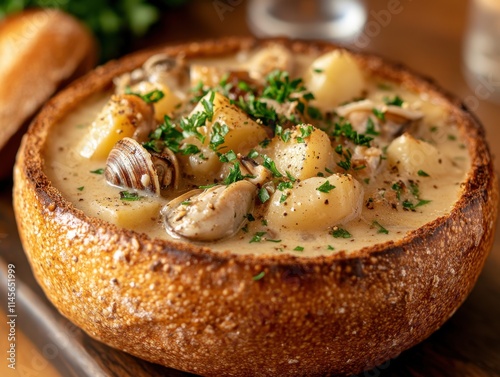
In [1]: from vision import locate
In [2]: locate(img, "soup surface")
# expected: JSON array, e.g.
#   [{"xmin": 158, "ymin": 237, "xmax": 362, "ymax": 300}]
[{"xmin": 44, "ymin": 45, "xmax": 469, "ymax": 257}]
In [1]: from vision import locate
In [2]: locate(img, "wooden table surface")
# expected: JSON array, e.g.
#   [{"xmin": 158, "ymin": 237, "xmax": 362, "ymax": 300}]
[{"xmin": 1, "ymin": 0, "xmax": 500, "ymax": 376}]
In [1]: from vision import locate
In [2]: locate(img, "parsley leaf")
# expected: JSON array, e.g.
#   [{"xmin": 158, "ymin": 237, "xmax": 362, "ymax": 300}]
[
  {"xmin": 316, "ymin": 180, "xmax": 336, "ymax": 193},
  {"xmin": 252, "ymin": 271, "xmax": 265, "ymax": 281},
  {"xmin": 332, "ymin": 120, "xmax": 373, "ymax": 146},
  {"xmin": 365, "ymin": 117, "xmax": 380, "ymax": 136},
  {"xmin": 209, "ymin": 122, "xmax": 229, "ymax": 151},
  {"xmin": 125, "ymin": 87, "xmax": 165, "ymax": 104},
  {"xmin": 331, "ymin": 227, "xmax": 352, "ymax": 238},
  {"xmin": 249, "ymin": 232, "xmax": 266, "ymax": 243},
  {"xmin": 384, "ymin": 95, "xmax": 404, "ymax": 107},
  {"xmin": 258, "ymin": 187, "xmax": 270, "ymax": 203},
  {"xmin": 372, "ymin": 220, "xmax": 389, "ymax": 234},
  {"xmin": 262, "ymin": 155, "xmax": 283, "ymax": 178},
  {"xmin": 120, "ymin": 191, "xmax": 142, "ymax": 201}
]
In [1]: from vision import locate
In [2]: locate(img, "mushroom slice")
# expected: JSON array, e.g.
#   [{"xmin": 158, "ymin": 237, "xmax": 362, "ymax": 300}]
[
  {"xmin": 105, "ymin": 137, "xmax": 178, "ymax": 196},
  {"xmin": 162, "ymin": 181, "xmax": 257, "ymax": 241},
  {"xmin": 247, "ymin": 44, "xmax": 294, "ymax": 81},
  {"xmin": 114, "ymin": 53, "xmax": 188, "ymax": 93}
]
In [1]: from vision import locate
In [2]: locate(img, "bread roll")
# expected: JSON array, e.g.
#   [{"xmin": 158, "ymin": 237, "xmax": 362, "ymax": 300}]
[{"xmin": 0, "ymin": 8, "xmax": 97, "ymax": 179}]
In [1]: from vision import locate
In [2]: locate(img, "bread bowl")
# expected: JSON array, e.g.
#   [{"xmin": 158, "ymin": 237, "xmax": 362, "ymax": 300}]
[
  {"xmin": 0, "ymin": 9, "xmax": 96, "ymax": 179},
  {"xmin": 13, "ymin": 38, "xmax": 498, "ymax": 376}
]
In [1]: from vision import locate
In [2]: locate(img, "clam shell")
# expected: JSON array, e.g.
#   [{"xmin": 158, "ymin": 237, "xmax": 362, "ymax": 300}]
[{"xmin": 104, "ymin": 137, "xmax": 176, "ymax": 195}]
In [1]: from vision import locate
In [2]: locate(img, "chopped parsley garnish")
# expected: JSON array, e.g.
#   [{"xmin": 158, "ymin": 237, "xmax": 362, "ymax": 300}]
[
  {"xmin": 219, "ymin": 150, "xmax": 238, "ymax": 162},
  {"xmin": 259, "ymin": 139, "xmax": 271, "ymax": 148},
  {"xmin": 293, "ymin": 246, "xmax": 304, "ymax": 252},
  {"xmin": 144, "ymin": 115, "xmax": 183, "ymax": 153},
  {"xmin": 365, "ymin": 117, "xmax": 380, "ymax": 136},
  {"xmin": 209, "ymin": 122, "xmax": 229, "ymax": 151},
  {"xmin": 261, "ymin": 219, "xmax": 268, "ymax": 226},
  {"xmin": 392, "ymin": 181, "xmax": 403, "ymax": 200},
  {"xmin": 180, "ymin": 200, "xmax": 191, "ymax": 206},
  {"xmin": 316, "ymin": 180, "xmax": 336, "ymax": 193},
  {"xmin": 119, "ymin": 191, "xmax": 142, "ymax": 201},
  {"xmin": 277, "ymin": 181, "xmax": 293, "ymax": 191},
  {"xmin": 261, "ymin": 70, "xmax": 306, "ymax": 104},
  {"xmin": 417, "ymin": 170, "xmax": 430, "ymax": 177},
  {"xmin": 262, "ymin": 155, "xmax": 283, "ymax": 177},
  {"xmin": 245, "ymin": 213, "xmax": 256, "ymax": 222},
  {"xmin": 258, "ymin": 187, "xmax": 270, "ymax": 203},
  {"xmin": 408, "ymin": 181, "xmax": 420, "ymax": 198},
  {"xmin": 327, "ymin": 245, "xmax": 335, "ymax": 250},
  {"xmin": 252, "ymin": 271, "xmax": 266, "ymax": 281},
  {"xmin": 224, "ymin": 162, "xmax": 246, "ymax": 185},
  {"xmin": 402, "ymin": 199, "xmax": 431, "ymax": 210},
  {"xmin": 249, "ymin": 232, "xmax": 266, "ymax": 243},
  {"xmin": 337, "ymin": 148, "xmax": 352, "ymax": 171},
  {"xmin": 384, "ymin": 95, "xmax": 404, "ymax": 107},
  {"xmin": 313, "ymin": 68, "xmax": 324, "ymax": 73},
  {"xmin": 307, "ymin": 106, "xmax": 323, "ymax": 120},
  {"xmin": 331, "ymin": 227, "xmax": 352, "ymax": 238},
  {"xmin": 249, "ymin": 232, "xmax": 280, "ymax": 243},
  {"xmin": 286, "ymin": 171, "xmax": 297, "ymax": 182},
  {"xmin": 201, "ymin": 91, "xmax": 216, "ymax": 121},
  {"xmin": 372, "ymin": 108, "xmax": 385, "ymax": 121},
  {"xmin": 90, "ymin": 168, "xmax": 104, "ymax": 175},
  {"xmin": 180, "ymin": 144, "xmax": 201, "ymax": 155},
  {"xmin": 238, "ymin": 94, "xmax": 278, "ymax": 126},
  {"xmin": 125, "ymin": 87, "xmax": 165, "ymax": 104},
  {"xmin": 372, "ymin": 221, "xmax": 389, "ymax": 234},
  {"xmin": 275, "ymin": 125, "xmax": 291, "ymax": 143},
  {"xmin": 77, "ymin": 186, "xmax": 84, "ymax": 191},
  {"xmin": 279, "ymin": 193, "xmax": 288, "ymax": 203},
  {"xmin": 332, "ymin": 120, "xmax": 373, "ymax": 146},
  {"xmin": 247, "ymin": 149, "xmax": 259, "ymax": 159},
  {"xmin": 448, "ymin": 134, "xmax": 457, "ymax": 141},
  {"xmin": 296, "ymin": 124, "xmax": 314, "ymax": 143}
]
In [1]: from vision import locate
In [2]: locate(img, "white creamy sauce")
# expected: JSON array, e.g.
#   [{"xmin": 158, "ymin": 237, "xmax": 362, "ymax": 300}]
[{"xmin": 43, "ymin": 53, "xmax": 470, "ymax": 257}]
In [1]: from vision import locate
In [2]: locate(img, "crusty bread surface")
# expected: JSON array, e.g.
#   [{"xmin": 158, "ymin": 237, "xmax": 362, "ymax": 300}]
[
  {"xmin": 0, "ymin": 8, "xmax": 96, "ymax": 178},
  {"xmin": 13, "ymin": 38, "xmax": 499, "ymax": 376}
]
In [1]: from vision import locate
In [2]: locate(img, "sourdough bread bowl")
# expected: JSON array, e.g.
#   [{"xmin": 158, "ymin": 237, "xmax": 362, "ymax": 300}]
[
  {"xmin": 13, "ymin": 38, "xmax": 498, "ymax": 376},
  {"xmin": 0, "ymin": 9, "xmax": 96, "ymax": 179}
]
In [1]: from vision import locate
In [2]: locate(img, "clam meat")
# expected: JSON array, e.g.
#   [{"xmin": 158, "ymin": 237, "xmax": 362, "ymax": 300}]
[{"xmin": 162, "ymin": 180, "xmax": 257, "ymax": 242}]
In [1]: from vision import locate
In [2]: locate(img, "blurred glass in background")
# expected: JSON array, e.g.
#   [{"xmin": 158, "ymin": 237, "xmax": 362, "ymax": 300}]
[
  {"xmin": 247, "ymin": 0, "xmax": 367, "ymax": 43},
  {"xmin": 463, "ymin": 0, "xmax": 500, "ymax": 103}
]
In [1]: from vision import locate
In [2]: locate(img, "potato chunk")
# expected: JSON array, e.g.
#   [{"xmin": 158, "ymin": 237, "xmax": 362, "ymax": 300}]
[
  {"xmin": 93, "ymin": 196, "xmax": 162, "ymax": 230},
  {"xmin": 266, "ymin": 175, "xmax": 364, "ymax": 231},
  {"xmin": 190, "ymin": 65, "xmax": 225, "ymax": 88},
  {"xmin": 191, "ymin": 92, "xmax": 268, "ymax": 153},
  {"xmin": 178, "ymin": 92, "xmax": 268, "ymax": 184},
  {"xmin": 387, "ymin": 133, "xmax": 448, "ymax": 177},
  {"xmin": 79, "ymin": 94, "xmax": 154, "ymax": 160},
  {"xmin": 305, "ymin": 50, "xmax": 365, "ymax": 111},
  {"xmin": 267, "ymin": 124, "xmax": 334, "ymax": 180}
]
